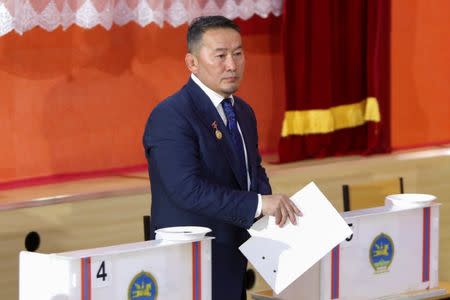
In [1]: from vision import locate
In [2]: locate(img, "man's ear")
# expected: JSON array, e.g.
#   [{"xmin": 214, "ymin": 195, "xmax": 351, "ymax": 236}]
[{"xmin": 185, "ymin": 53, "xmax": 199, "ymax": 74}]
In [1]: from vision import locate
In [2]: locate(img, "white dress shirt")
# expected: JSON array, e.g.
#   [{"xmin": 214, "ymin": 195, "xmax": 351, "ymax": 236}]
[{"xmin": 191, "ymin": 74, "xmax": 262, "ymax": 217}]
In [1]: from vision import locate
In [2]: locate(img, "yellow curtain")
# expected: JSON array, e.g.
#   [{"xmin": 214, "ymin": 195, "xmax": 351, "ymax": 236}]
[{"xmin": 281, "ymin": 97, "xmax": 380, "ymax": 137}]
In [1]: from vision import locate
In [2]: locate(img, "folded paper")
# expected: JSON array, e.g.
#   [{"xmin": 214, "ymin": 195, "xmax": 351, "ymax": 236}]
[{"xmin": 239, "ymin": 182, "xmax": 352, "ymax": 294}]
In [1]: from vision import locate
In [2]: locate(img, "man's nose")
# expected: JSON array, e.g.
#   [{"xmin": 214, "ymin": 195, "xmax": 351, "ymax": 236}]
[{"xmin": 225, "ymin": 54, "xmax": 237, "ymax": 71}]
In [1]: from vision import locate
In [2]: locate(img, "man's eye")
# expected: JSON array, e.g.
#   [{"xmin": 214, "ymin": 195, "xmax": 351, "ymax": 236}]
[
  {"xmin": 216, "ymin": 54, "xmax": 225, "ymax": 59},
  {"xmin": 234, "ymin": 52, "xmax": 242, "ymax": 56}
]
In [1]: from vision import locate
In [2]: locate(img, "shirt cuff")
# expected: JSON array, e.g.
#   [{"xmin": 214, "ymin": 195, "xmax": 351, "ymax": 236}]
[{"xmin": 255, "ymin": 194, "xmax": 262, "ymax": 217}]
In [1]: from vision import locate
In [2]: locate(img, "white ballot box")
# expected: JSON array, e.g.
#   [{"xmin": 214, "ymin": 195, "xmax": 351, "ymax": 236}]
[
  {"xmin": 252, "ymin": 194, "xmax": 447, "ymax": 300},
  {"xmin": 20, "ymin": 236, "xmax": 212, "ymax": 300}
]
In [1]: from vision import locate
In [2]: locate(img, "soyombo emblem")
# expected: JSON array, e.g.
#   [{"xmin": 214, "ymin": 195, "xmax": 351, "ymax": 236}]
[
  {"xmin": 128, "ymin": 271, "xmax": 158, "ymax": 300},
  {"xmin": 370, "ymin": 233, "xmax": 394, "ymax": 273}
]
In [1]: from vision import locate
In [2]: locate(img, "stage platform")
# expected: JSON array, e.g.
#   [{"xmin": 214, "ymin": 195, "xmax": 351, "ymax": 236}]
[{"xmin": 1, "ymin": 145, "xmax": 449, "ymax": 299}]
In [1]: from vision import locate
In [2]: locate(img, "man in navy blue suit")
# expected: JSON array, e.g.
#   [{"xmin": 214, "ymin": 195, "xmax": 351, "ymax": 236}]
[{"xmin": 143, "ymin": 16, "xmax": 301, "ymax": 300}]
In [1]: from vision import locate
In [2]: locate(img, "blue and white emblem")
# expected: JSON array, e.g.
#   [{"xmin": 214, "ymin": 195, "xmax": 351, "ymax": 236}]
[
  {"xmin": 128, "ymin": 271, "xmax": 158, "ymax": 300},
  {"xmin": 370, "ymin": 233, "xmax": 394, "ymax": 273}
]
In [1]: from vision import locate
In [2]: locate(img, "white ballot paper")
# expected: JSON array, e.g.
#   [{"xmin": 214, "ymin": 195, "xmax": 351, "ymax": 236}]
[{"xmin": 239, "ymin": 182, "xmax": 352, "ymax": 294}]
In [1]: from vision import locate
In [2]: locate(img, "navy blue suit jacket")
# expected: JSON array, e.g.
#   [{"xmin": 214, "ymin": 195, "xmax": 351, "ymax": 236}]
[{"xmin": 143, "ymin": 78, "xmax": 271, "ymax": 300}]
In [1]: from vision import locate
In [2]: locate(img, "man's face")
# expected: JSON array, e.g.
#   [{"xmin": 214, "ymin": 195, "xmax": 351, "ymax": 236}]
[{"xmin": 187, "ymin": 28, "xmax": 245, "ymax": 98}]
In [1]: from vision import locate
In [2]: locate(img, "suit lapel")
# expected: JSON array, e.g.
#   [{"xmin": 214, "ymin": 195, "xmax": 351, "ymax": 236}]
[{"xmin": 185, "ymin": 79, "xmax": 248, "ymax": 190}]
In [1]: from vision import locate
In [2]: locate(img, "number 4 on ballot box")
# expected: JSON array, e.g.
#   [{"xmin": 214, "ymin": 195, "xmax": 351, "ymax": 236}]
[{"xmin": 91, "ymin": 259, "xmax": 112, "ymax": 288}]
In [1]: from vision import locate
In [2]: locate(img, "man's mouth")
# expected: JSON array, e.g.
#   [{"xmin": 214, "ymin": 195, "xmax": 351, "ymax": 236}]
[{"xmin": 223, "ymin": 76, "xmax": 238, "ymax": 82}]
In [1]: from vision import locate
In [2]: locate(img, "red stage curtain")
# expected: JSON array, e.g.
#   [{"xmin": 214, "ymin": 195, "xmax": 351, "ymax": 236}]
[{"xmin": 278, "ymin": 0, "xmax": 391, "ymax": 162}]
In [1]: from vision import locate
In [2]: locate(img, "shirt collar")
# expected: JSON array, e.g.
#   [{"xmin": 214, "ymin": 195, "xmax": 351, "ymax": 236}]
[{"xmin": 191, "ymin": 74, "xmax": 234, "ymax": 108}]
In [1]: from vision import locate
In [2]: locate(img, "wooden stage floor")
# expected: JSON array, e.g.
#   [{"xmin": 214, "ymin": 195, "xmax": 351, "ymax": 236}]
[{"xmin": 1, "ymin": 145, "xmax": 449, "ymax": 299}]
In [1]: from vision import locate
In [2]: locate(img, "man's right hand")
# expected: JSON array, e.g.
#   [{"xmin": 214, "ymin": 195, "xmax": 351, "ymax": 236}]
[{"xmin": 261, "ymin": 194, "xmax": 302, "ymax": 227}]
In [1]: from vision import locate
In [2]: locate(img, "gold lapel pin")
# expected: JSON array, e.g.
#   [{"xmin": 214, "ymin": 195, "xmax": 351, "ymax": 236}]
[{"xmin": 211, "ymin": 121, "xmax": 222, "ymax": 140}]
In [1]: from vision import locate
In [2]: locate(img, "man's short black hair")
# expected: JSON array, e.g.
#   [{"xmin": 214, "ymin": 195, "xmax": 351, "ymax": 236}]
[{"xmin": 187, "ymin": 15, "xmax": 241, "ymax": 53}]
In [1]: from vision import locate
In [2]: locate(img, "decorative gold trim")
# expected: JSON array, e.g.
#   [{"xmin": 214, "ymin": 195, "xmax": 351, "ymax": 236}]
[{"xmin": 281, "ymin": 97, "xmax": 381, "ymax": 137}]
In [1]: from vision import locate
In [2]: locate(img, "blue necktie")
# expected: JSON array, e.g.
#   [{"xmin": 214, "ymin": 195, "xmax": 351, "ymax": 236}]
[{"xmin": 222, "ymin": 98, "xmax": 247, "ymax": 187}]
